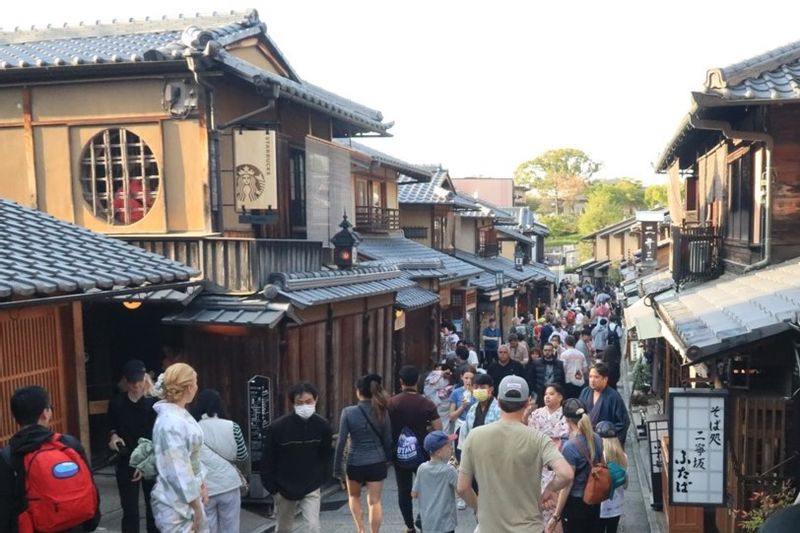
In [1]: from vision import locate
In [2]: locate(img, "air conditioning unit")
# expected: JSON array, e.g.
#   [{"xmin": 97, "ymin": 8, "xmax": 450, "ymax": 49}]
[{"xmin": 688, "ymin": 241, "xmax": 709, "ymax": 273}]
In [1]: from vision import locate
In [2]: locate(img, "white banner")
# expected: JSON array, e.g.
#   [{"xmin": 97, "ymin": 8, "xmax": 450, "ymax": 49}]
[
  {"xmin": 233, "ymin": 130, "xmax": 278, "ymax": 211},
  {"xmin": 305, "ymin": 136, "xmax": 353, "ymax": 244}
]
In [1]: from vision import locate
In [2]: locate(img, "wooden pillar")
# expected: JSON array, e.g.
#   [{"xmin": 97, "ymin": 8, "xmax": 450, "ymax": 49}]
[{"xmin": 22, "ymin": 86, "xmax": 38, "ymax": 208}]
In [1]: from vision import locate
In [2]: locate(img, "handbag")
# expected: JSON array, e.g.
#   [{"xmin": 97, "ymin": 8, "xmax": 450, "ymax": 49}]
[
  {"xmin": 572, "ymin": 438, "xmax": 611, "ymax": 505},
  {"xmin": 204, "ymin": 441, "xmax": 249, "ymax": 496}
]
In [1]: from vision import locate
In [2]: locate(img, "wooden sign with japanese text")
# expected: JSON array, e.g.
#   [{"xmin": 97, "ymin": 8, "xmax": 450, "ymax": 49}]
[{"xmin": 668, "ymin": 388, "xmax": 728, "ymax": 506}]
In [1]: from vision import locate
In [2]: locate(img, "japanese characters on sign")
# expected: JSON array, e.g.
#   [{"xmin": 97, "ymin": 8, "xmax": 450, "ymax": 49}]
[
  {"xmin": 248, "ymin": 375, "xmax": 272, "ymax": 473},
  {"xmin": 669, "ymin": 388, "xmax": 727, "ymax": 506},
  {"xmin": 641, "ymin": 220, "xmax": 658, "ymax": 266}
]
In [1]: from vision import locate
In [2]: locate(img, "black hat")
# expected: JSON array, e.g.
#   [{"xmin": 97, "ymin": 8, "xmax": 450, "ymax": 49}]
[
  {"xmin": 122, "ymin": 359, "xmax": 147, "ymax": 382},
  {"xmin": 563, "ymin": 398, "xmax": 587, "ymax": 419},
  {"xmin": 596, "ymin": 421, "xmax": 617, "ymax": 438}
]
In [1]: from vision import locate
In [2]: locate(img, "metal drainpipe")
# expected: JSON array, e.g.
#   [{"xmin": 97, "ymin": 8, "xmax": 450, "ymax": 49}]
[{"xmin": 688, "ymin": 115, "xmax": 773, "ymax": 272}]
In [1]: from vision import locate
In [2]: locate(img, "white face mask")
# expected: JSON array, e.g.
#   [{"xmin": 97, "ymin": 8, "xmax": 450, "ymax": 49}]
[{"xmin": 295, "ymin": 404, "xmax": 316, "ymax": 419}]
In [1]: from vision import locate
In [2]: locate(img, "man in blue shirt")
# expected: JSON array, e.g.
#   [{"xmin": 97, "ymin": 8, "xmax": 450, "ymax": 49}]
[
  {"xmin": 482, "ymin": 318, "xmax": 501, "ymax": 366},
  {"xmin": 579, "ymin": 362, "xmax": 630, "ymax": 446}
]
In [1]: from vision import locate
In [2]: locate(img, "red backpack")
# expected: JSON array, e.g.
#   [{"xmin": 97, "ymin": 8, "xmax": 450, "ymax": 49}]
[{"xmin": 16, "ymin": 434, "xmax": 98, "ymax": 533}]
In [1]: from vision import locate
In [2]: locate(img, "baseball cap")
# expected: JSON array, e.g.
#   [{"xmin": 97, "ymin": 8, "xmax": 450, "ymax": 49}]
[
  {"xmin": 423, "ymin": 430, "xmax": 456, "ymax": 453},
  {"xmin": 122, "ymin": 359, "xmax": 147, "ymax": 382},
  {"xmin": 497, "ymin": 375, "xmax": 529, "ymax": 403},
  {"xmin": 596, "ymin": 421, "xmax": 617, "ymax": 438},
  {"xmin": 563, "ymin": 398, "xmax": 587, "ymax": 419}
]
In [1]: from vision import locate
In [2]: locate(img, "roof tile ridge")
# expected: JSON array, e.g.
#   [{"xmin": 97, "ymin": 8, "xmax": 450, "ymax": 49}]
[{"xmin": 0, "ymin": 8, "xmax": 260, "ymax": 45}]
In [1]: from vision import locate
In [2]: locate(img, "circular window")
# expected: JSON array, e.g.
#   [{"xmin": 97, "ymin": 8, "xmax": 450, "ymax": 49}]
[{"xmin": 80, "ymin": 128, "xmax": 160, "ymax": 225}]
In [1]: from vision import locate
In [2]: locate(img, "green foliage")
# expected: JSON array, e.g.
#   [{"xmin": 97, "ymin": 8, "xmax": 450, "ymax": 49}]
[
  {"xmin": 546, "ymin": 234, "xmax": 582, "ymax": 247},
  {"xmin": 577, "ymin": 178, "xmax": 647, "ymax": 235},
  {"xmin": 735, "ymin": 480, "xmax": 797, "ymax": 532},
  {"xmin": 631, "ymin": 358, "xmax": 651, "ymax": 392},
  {"xmin": 644, "ymin": 184, "xmax": 669, "ymax": 208},
  {"xmin": 577, "ymin": 241, "xmax": 594, "ymax": 261},
  {"xmin": 541, "ymin": 214, "xmax": 578, "ymax": 237},
  {"xmin": 607, "ymin": 262, "xmax": 622, "ymax": 285},
  {"xmin": 514, "ymin": 148, "xmax": 600, "ymax": 215}
]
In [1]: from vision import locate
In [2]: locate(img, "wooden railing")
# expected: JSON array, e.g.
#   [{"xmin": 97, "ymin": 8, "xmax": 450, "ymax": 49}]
[
  {"xmin": 355, "ymin": 206, "xmax": 400, "ymax": 232},
  {"xmin": 122, "ymin": 236, "xmax": 323, "ymax": 293},
  {"xmin": 402, "ymin": 226, "xmax": 428, "ymax": 240},
  {"xmin": 671, "ymin": 224, "xmax": 723, "ymax": 287},
  {"xmin": 478, "ymin": 242, "xmax": 499, "ymax": 258}
]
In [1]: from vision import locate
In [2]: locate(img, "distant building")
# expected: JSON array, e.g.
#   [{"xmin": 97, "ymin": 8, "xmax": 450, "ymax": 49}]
[{"xmin": 452, "ymin": 177, "xmax": 527, "ymax": 208}]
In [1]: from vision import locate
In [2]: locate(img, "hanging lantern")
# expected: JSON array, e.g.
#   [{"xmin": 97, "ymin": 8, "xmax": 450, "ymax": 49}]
[
  {"xmin": 330, "ymin": 212, "xmax": 361, "ymax": 269},
  {"xmin": 514, "ymin": 243, "xmax": 525, "ymax": 271}
]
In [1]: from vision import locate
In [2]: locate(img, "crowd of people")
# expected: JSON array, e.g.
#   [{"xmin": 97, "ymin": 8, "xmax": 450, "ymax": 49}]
[{"xmin": 0, "ymin": 282, "xmax": 635, "ymax": 533}]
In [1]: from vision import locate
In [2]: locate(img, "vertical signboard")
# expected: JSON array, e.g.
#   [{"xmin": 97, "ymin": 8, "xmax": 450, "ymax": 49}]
[
  {"xmin": 668, "ymin": 388, "xmax": 728, "ymax": 506},
  {"xmin": 247, "ymin": 375, "xmax": 272, "ymax": 473},
  {"xmin": 233, "ymin": 130, "xmax": 278, "ymax": 212},
  {"xmin": 647, "ymin": 414, "xmax": 669, "ymax": 510},
  {"xmin": 641, "ymin": 220, "xmax": 658, "ymax": 266}
]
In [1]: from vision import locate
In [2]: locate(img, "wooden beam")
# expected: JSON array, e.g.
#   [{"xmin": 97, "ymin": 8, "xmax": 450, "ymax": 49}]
[
  {"xmin": 70, "ymin": 302, "xmax": 91, "ymax": 460},
  {"xmin": 21, "ymin": 87, "xmax": 37, "ymax": 208}
]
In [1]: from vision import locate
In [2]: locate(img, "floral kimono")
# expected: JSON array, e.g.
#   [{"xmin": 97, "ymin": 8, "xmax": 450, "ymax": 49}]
[
  {"xmin": 151, "ymin": 401, "xmax": 208, "ymax": 533},
  {"xmin": 528, "ymin": 406, "xmax": 569, "ymax": 526}
]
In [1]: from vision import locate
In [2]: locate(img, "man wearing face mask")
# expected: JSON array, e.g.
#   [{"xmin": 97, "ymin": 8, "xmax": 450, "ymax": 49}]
[{"xmin": 261, "ymin": 382, "xmax": 333, "ymax": 533}]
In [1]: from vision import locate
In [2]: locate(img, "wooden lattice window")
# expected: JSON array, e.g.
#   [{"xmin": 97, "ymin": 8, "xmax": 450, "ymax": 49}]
[{"xmin": 80, "ymin": 128, "xmax": 160, "ymax": 225}]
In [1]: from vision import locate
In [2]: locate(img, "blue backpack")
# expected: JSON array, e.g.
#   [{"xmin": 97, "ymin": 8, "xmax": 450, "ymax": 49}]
[{"xmin": 395, "ymin": 427, "xmax": 425, "ymax": 469}]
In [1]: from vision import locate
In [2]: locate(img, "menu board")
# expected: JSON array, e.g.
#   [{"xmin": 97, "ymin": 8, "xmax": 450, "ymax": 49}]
[
  {"xmin": 247, "ymin": 375, "xmax": 272, "ymax": 473},
  {"xmin": 669, "ymin": 388, "xmax": 728, "ymax": 506}
]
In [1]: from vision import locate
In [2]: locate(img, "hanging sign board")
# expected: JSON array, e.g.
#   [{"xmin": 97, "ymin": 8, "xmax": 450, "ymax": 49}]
[
  {"xmin": 247, "ymin": 375, "xmax": 273, "ymax": 473},
  {"xmin": 233, "ymin": 130, "xmax": 278, "ymax": 212},
  {"xmin": 668, "ymin": 388, "xmax": 728, "ymax": 506}
]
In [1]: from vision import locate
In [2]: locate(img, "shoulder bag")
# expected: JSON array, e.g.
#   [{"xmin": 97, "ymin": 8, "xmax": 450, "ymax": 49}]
[
  {"xmin": 572, "ymin": 437, "xmax": 611, "ymax": 505},
  {"xmin": 205, "ymin": 440, "xmax": 249, "ymax": 496}
]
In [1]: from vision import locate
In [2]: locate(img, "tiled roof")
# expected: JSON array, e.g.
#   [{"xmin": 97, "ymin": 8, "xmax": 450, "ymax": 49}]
[
  {"xmin": 358, "ymin": 234, "xmax": 483, "ymax": 283},
  {"xmin": 399, "ymin": 170, "xmax": 476, "ymax": 208},
  {"xmin": 469, "ymin": 272, "xmax": 518, "ymax": 292},
  {"xmin": 454, "ymin": 249, "xmax": 555, "ymax": 285},
  {"xmin": 334, "ymin": 139, "xmax": 432, "ymax": 181},
  {"xmin": 162, "ymin": 295, "xmax": 287, "ymax": 328},
  {"xmin": 495, "ymin": 225, "xmax": 533, "ymax": 244},
  {"xmin": 396, "ymin": 286, "xmax": 439, "ymax": 311},
  {"xmin": 654, "ymin": 257, "xmax": 800, "ymax": 360},
  {"xmin": 114, "ymin": 285, "xmax": 203, "ymax": 304},
  {"xmin": 0, "ymin": 198, "xmax": 199, "ymax": 305},
  {"xmin": 359, "ymin": 258, "xmax": 448, "ymax": 280},
  {"xmin": 0, "ymin": 10, "xmax": 391, "ymax": 135},
  {"xmin": 266, "ymin": 266, "xmax": 416, "ymax": 308}
]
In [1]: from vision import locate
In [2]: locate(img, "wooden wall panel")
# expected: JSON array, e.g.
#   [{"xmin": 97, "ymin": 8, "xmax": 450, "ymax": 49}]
[{"xmin": 0, "ymin": 306, "xmax": 73, "ymax": 447}]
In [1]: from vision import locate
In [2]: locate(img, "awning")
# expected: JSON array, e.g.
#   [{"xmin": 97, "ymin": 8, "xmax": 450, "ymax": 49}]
[
  {"xmin": 395, "ymin": 286, "xmax": 439, "ymax": 311},
  {"xmin": 162, "ymin": 296, "xmax": 288, "ymax": 328},
  {"xmin": 624, "ymin": 298, "xmax": 662, "ymax": 340}
]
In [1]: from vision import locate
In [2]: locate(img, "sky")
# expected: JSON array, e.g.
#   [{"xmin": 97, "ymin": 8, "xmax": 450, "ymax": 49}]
[{"xmin": 4, "ymin": 1, "xmax": 800, "ymax": 184}]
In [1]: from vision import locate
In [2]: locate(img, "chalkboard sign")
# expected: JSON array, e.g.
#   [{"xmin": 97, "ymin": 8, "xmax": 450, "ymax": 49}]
[{"xmin": 247, "ymin": 375, "xmax": 272, "ymax": 473}]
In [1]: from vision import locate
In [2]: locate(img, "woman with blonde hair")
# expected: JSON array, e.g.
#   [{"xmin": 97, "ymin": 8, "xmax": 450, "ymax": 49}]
[
  {"xmin": 548, "ymin": 398, "xmax": 603, "ymax": 533},
  {"xmin": 150, "ymin": 363, "xmax": 208, "ymax": 533},
  {"xmin": 596, "ymin": 421, "xmax": 627, "ymax": 533},
  {"xmin": 333, "ymin": 374, "xmax": 392, "ymax": 533}
]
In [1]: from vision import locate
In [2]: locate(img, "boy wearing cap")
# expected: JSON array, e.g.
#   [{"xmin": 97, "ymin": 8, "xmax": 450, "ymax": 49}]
[
  {"xmin": 411, "ymin": 431, "xmax": 458, "ymax": 533},
  {"xmin": 107, "ymin": 359, "xmax": 158, "ymax": 533},
  {"xmin": 457, "ymin": 376, "xmax": 574, "ymax": 532}
]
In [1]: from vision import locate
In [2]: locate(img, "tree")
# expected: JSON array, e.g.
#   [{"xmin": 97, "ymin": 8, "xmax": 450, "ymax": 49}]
[
  {"xmin": 514, "ymin": 148, "xmax": 601, "ymax": 215},
  {"xmin": 644, "ymin": 184, "xmax": 669, "ymax": 208},
  {"xmin": 577, "ymin": 178, "xmax": 647, "ymax": 235},
  {"xmin": 540, "ymin": 213, "xmax": 577, "ymax": 237}
]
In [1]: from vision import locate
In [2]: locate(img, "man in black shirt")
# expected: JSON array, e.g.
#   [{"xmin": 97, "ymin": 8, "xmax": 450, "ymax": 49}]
[
  {"xmin": 107, "ymin": 360, "xmax": 158, "ymax": 533},
  {"xmin": 486, "ymin": 344, "xmax": 525, "ymax": 397},
  {"xmin": 262, "ymin": 382, "xmax": 333, "ymax": 533}
]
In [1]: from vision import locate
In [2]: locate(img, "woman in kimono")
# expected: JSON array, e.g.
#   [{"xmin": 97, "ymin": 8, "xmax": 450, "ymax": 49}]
[{"xmin": 151, "ymin": 363, "xmax": 208, "ymax": 533}]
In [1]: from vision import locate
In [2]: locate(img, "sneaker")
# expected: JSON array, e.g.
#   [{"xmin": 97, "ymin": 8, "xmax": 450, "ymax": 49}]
[{"xmin": 457, "ymin": 497, "xmax": 467, "ymax": 510}]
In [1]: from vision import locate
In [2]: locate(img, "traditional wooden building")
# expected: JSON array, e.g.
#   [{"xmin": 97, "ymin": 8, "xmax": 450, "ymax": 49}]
[
  {"xmin": 0, "ymin": 10, "xmax": 419, "ymax": 467},
  {"xmin": 0, "ymin": 198, "xmax": 198, "ymax": 456},
  {"xmin": 646, "ymin": 42, "xmax": 800, "ymax": 532}
]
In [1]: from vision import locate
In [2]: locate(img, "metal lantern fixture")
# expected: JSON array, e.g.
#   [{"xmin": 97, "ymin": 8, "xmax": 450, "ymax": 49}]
[
  {"xmin": 330, "ymin": 212, "xmax": 361, "ymax": 269},
  {"xmin": 495, "ymin": 270, "xmax": 505, "ymax": 342},
  {"xmin": 514, "ymin": 243, "xmax": 525, "ymax": 271}
]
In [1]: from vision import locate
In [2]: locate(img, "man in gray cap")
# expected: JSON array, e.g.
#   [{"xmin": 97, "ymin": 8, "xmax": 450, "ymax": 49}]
[{"xmin": 457, "ymin": 376, "xmax": 574, "ymax": 532}]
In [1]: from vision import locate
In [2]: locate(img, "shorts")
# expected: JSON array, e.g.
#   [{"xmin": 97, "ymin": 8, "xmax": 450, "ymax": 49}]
[{"xmin": 346, "ymin": 462, "xmax": 388, "ymax": 483}]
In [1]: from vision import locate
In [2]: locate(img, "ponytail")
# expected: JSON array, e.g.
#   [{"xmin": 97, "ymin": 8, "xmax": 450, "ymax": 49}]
[
  {"xmin": 356, "ymin": 373, "xmax": 389, "ymax": 423},
  {"xmin": 576, "ymin": 413, "xmax": 596, "ymax": 461},
  {"xmin": 369, "ymin": 379, "xmax": 389, "ymax": 423}
]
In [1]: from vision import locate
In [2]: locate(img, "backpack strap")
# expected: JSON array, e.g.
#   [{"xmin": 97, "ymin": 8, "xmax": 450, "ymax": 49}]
[{"xmin": 356, "ymin": 405, "xmax": 386, "ymax": 448}]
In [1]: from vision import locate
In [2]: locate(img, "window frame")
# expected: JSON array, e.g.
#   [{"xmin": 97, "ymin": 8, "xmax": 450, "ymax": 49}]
[{"xmin": 725, "ymin": 148, "xmax": 754, "ymax": 244}]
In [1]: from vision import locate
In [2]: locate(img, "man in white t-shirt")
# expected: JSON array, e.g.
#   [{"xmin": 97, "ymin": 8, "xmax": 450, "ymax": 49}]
[{"xmin": 559, "ymin": 335, "xmax": 588, "ymax": 400}]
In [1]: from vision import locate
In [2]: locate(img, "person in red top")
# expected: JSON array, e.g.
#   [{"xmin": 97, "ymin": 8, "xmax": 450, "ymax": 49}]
[{"xmin": 389, "ymin": 366, "xmax": 442, "ymax": 533}]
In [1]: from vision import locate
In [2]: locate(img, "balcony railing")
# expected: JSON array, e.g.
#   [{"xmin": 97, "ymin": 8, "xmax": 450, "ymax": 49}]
[
  {"xmin": 122, "ymin": 235, "xmax": 323, "ymax": 293},
  {"xmin": 355, "ymin": 206, "xmax": 400, "ymax": 233},
  {"xmin": 478, "ymin": 242, "xmax": 499, "ymax": 258},
  {"xmin": 671, "ymin": 224, "xmax": 723, "ymax": 288}
]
